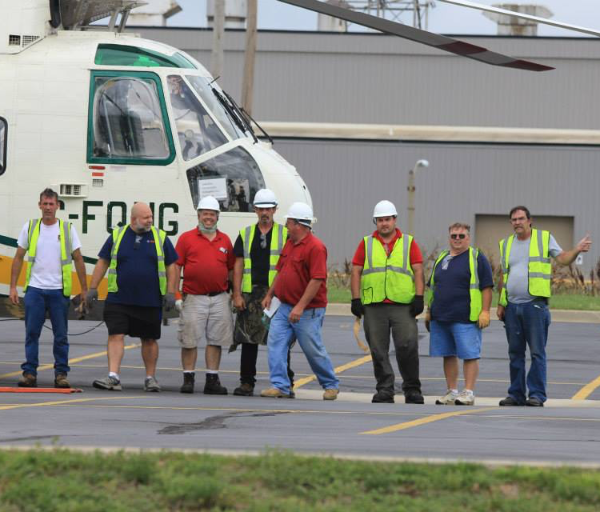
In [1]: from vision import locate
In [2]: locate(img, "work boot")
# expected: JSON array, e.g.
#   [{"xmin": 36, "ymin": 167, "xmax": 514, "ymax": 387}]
[
  {"xmin": 260, "ymin": 387, "xmax": 292, "ymax": 398},
  {"xmin": 526, "ymin": 397, "xmax": 544, "ymax": 407},
  {"xmin": 54, "ymin": 373, "xmax": 71, "ymax": 389},
  {"xmin": 204, "ymin": 374, "xmax": 228, "ymax": 395},
  {"xmin": 372, "ymin": 390, "xmax": 394, "ymax": 403},
  {"xmin": 180, "ymin": 372, "xmax": 195, "ymax": 394},
  {"xmin": 499, "ymin": 396, "xmax": 523, "ymax": 406},
  {"xmin": 18, "ymin": 373, "xmax": 37, "ymax": 388},
  {"xmin": 405, "ymin": 391, "xmax": 425, "ymax": 404},
  {"xmin": 323, "ymin": 388, "xmax": 339, "ymax": 401},
  {"xmin": 233, "ymin": 382, "xmax": 254, "ymax": 396}
]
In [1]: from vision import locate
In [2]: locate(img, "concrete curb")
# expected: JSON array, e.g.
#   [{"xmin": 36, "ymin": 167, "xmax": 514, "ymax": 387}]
[
  {"xmin": 325, "ymin": 304, "xmax": 600, "ymax": 324},
  {"xmin": 294, "ymin": 389, "xmax": 600, "ymax": 407}
]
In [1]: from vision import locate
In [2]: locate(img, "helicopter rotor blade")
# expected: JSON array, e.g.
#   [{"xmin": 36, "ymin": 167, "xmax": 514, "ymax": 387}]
[
  {"xmin": 438, "ymin": 0, "xmax": 600, "ymax": 38},
  {"xmin": 278, "ymin": 0, "xmax": 553, "ymax": 71}
]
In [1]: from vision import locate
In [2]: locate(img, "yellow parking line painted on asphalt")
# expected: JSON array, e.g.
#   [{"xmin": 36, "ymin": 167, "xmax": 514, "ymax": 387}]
[
  {"xmin": 361, "ymin": 407, "xmax": 497, "ymax": 435},
  {"xmin": 0, "ymin": 395, "xmax": 153, "ymax": 411},
  {"xmin": 572, "ymin": 375, "xmax": 600, "ymax": 400},
  {"xmin": 0, "ymin": 343, "xmax": 141, "ymax": 380},
  {"xmin": 293, "ymin": 355, "xmax": 372, "ymax": 389}
]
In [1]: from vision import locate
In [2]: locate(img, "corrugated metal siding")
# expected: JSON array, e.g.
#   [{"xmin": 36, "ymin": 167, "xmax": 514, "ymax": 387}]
[
  {"xmin": 133, "ymin": 27, "xmax": 600, "ymax": 129},
  {"xmin": 272, "ymin": 139, "xmax": 600, "ymax": 270}
]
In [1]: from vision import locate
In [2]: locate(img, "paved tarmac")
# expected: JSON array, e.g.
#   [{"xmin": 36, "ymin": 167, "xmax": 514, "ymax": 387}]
[{"xmin": 1, "ymin": 312, "xmax": 600, "ymax": 466}]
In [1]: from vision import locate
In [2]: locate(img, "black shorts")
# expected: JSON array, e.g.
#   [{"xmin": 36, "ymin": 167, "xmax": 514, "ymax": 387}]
[{"xmin": 103, "ymin": 302, "xmax": 162, "ymax": 340}]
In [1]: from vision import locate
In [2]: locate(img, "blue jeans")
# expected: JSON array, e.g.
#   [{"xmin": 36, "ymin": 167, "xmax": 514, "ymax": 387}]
[
  {"xmin": 504, "ymin": 300, "xmax": 550, "ymax": 403},
  {"xmin": 267, "ymin": 303, "xmax": 339, "ymax": 394},
  {"xmin": 22, "ymin": 287, "xmax": 70, "ymax": 376}
]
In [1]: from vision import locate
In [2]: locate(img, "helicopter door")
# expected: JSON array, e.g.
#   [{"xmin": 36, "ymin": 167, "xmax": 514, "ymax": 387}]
[{"xmin": 0, "ymin": 117, "xmax": 6, "ymax": 176}]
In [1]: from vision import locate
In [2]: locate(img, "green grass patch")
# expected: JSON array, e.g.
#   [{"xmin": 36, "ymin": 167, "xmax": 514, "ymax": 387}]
[
  {"xmin": 0, "ymin": 450, "xmax": 600, "ymax": 511},
  {"xmin": 327, "ymin": 283, "xmax": 600, "ymax": 310}
]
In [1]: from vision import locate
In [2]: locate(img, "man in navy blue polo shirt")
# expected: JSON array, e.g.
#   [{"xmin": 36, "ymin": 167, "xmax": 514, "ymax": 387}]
[
  {"xmin": 87, "ymin": 202, "xmax": 178, "ymax": 392},
  {"xmin": 426, "ymin": 222, "xmax": 493, "ymax": 406}
]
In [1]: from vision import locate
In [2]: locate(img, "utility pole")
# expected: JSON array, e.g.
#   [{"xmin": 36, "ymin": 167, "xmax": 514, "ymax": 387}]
[
  {"xmin": 242, "ymin": 0, "xmax": 257, "ymax": 116},
  {"xmin": 407, "ymin": 159, "xmax": 429, "ymax": 235},
  {"xmin": 211, "ymin": 0, "xmax": 225, "ymax": 79}
]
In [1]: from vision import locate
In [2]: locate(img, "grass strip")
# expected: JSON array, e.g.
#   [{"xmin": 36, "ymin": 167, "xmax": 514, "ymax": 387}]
[{"xmin": 1, "ymin": 449, "xmax": 600, "ymax": 511}]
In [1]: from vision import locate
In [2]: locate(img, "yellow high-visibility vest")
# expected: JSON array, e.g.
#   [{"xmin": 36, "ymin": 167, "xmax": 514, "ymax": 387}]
[
  {"xmin": 361, "ymin": 234, "xmax": 415, "ymax": 305},
  {"xmin": 240, "ymin": 223, "xmax": 287, "ymax": 293},
  {"xmin": 107, "ymin": 226, "xmax": 167, "ymax": 295},
  {"xmin": 499, "ymin": 229, "xmax": 551, "ymax": 306},
  {"xmin": 24, "ymin": 219, "xmax": 73, "ymax": 297},
  {"xmin": 429, "ymin": 247, "xmax": 482, "ymax": 322}
]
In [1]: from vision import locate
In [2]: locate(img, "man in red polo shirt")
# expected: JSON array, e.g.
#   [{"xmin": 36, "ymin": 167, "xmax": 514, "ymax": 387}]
[
  {"xmin": 350, "ymin": 200, "xmax": 425, "ymax": 404},
  {"xmin": 260, "ymin": 202, "xmax": 339, "ymax": 400},
  {"xmin": 175, "ymin": 196, "xmax": 235, "ymax": 395}
]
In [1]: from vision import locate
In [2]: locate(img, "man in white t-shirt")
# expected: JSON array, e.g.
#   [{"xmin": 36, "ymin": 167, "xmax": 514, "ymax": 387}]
[
  {"xmin": 9, "ymin": 188, "xmax": 88, "ymax": 388},
  {"xmin": 496, "ymin": 206, "xmax": 592, "ymax": 407}
]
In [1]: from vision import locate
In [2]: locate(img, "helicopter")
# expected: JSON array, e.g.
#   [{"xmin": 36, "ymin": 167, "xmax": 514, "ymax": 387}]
[
  {"xmin": 1, "ymin": 0, "xmax": 598, "ymax": 317},
  {"xmin": 0, "ymin": 0, "xmax": 312, "ymax": 309}
]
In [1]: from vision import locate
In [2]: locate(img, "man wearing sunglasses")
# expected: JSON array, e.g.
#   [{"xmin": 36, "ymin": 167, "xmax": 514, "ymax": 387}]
[
  {"xmin": 497, "ymin": 206, "xmax": 592, "ymax": 407},
  {"xmin": 426, "ymin": 223, "xmax": 493, "ymax": 406},
  {"xmin": 231, "ymin": 189, "xmax": 294, "ymax": 397},
  {"xmin": 350, "ymin": 200, "xmax": 425, "ymax": 404}
]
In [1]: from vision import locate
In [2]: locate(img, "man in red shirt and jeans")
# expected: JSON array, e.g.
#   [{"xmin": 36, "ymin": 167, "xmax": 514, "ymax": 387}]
[
  {"xmin": 350, "ymin": 200, "xmax": 425, "ymax": 404},
  {"xmin": 260, "ymin": 202, "xmax": 339, "ymax": 400},
  {"xmin": 175, "ymin": 196, "xmax": 235, "ymax": 395}
]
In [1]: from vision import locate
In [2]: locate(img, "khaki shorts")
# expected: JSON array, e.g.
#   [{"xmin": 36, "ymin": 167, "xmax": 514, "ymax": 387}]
[{"xmin": 178, "ymin": 293, "xmax": 234, "ymax": 349}]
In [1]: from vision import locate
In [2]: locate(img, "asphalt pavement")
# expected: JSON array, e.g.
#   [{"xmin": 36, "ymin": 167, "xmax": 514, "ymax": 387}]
[{"xmin": 1, "ymin": 313, "xmax": 600, "ymax": 466}]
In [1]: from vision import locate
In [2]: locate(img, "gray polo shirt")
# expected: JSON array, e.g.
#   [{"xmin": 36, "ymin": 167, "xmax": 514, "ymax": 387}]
[{"xmin": 506, "ymin": 234, "xmax": 562, "ymax": 304}]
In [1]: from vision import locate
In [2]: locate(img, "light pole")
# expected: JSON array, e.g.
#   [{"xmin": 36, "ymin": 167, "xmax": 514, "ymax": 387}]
[{"xmin": 407, "ymin": 159, "xmax": 429, "ymax": 235}]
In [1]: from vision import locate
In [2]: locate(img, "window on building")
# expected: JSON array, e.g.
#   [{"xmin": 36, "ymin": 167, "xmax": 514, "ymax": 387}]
[
  {"xmin": 89, "ymin": 72, "xmax": 174, "ymax": 165},
  {"xmin": 167, "ymin": 75, "xmax": 228, "ymax": 161},
  {"xmin": 186, "ymin": 146, "xmax": 266, "ymax": 213},
  {"xmin": 0, "ymin": 117, "xmax": 6, "ymax": 175}
]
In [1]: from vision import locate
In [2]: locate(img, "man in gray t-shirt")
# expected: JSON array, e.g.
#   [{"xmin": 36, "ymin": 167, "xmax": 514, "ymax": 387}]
[{"xmin": 497, "ymin": 206, "xmax": 591, "ymax": 407}]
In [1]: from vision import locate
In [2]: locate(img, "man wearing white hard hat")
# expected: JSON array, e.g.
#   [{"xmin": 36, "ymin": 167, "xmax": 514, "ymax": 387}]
[
  {"xmin": 350, "ymin": 200, "xmax": 425, "ymax": 404},
  {"xmin": 230, "ymin": 189, "xmax": 295, "ymax": 397},
  {"xmin": 175, "ymin": 196, "xmax": 235, "ymax": 395},
  {"xmin": 261, "ymin": 202, "xmax": 339, "ymax": 400}
]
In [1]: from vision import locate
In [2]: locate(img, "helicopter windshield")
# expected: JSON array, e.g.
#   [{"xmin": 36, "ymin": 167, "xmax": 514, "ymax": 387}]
[
  {"xmin": 184, "ymin": 76, "xmax": 245, "ymax": 141},
  {"xmin": 167, "ymin": 75, "xmax": 228, "ymax": 161},
  {"xmin": 91, "ymin": 74, "xmax": 173, "ymax": 163},
  {"xmin": 186, "ymin": 146, "xmax": 266, "ymax": 213}
]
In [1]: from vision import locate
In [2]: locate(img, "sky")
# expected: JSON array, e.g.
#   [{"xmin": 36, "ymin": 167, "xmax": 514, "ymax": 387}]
[{"xmin": 167, "ymin": 0, "xmax": 600, "ymax": 37}]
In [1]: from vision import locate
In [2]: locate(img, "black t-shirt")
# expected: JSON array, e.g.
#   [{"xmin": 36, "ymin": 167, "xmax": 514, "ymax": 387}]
[{"xmin": 233, "ymin": 225, "xmax": 273, "ymax": 287}]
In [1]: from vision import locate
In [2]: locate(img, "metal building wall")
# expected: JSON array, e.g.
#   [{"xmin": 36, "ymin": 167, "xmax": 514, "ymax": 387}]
[
  {"xmin": 133, "ymin": 27, "xmax": 600, "ymax": 129},
  {"xmin": 272, "ymin": 139, "xmax": 600, "ymax": 270}
]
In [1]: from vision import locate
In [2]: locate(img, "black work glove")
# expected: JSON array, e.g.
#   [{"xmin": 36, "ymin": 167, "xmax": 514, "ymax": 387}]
[
  {"xmin": 410, "ymin": 295, "xmax": 424, "ymax": 317},
  {"xmin": 86, "ymin": 289, "xmax": 98, "ymax": 310},
  {"xmin": 351, "ymin": 298, "xmax": 364, "ymax": 318},
  {"xmin": 163, "ymin": 292, "xmax": 176, "ymax": 312}
]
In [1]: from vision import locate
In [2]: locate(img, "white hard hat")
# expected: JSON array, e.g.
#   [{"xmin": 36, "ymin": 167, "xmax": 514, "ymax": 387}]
[
  {"xmin": 285, "ymin": 202, "xmax": 313, "ymax": 227},
  {"xmin": 197, "ymin": 195, "xmax": 220, "ymax": 212},
  {"xmin": 253, "ymin": 188, "xmax": 278, "ymax": 208},
  {"xmin": 373, "ymin": 200, "xmax": 398, "ymax": 218}
]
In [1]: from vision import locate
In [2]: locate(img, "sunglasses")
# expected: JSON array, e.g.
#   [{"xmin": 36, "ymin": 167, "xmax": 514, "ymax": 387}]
[
  {"xmin": 450, "ymin": 234, "xmax": 467, "ymax": 240},
  {"xmin": 260, "ymin": 232, "xmax": 267, "ymax": 249}
]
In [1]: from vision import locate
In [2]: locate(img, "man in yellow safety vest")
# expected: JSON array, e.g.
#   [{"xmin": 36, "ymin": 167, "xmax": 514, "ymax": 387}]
[
  {"xmin": 230, "ymin": 189, "xmax": 294, "ymax": 397},
  {"xmin": 86, "ymin": 202, "xmax": 178, "ymax": 392},
  {"xmin": 350, "ymin": 200, "xmax": 425, "ymax": 404},
  {"xmin": 497, "ymin": 206, "xmax": 592, "ymax": 407},
  {"xmin": 9, "ymin": 188, "xmax": 88, "ymax": 388}
]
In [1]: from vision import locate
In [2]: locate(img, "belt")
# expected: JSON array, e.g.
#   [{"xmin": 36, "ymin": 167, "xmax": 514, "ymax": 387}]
[{"xmin": 202, "ymin": 291, "xmax": 224, "ymax": 297}]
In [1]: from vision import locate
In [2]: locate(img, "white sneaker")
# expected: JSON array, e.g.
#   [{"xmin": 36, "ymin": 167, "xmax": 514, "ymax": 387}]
[
  {"xmin": 435, "ymin": 389, "xmax": 458, "ymax": 405},
  {"xmin": 455, "ymin": 390, "xmax": 475, "ymax": 406}
]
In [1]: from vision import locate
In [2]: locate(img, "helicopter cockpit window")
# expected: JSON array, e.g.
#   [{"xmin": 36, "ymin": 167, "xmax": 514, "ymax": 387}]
[
  {"xmin": 168, "ymin": 75, "xmax": 228, "ymax": 161},
  {"xmin": 0, "ymin": 117, "xmax": 6, "ymax": 176},
  {"xmin": 90, "ymin": 73, "xmax": 174, "ymax": 165},
  {"xmin": 186, "ymin": 146, "xmax": 266, "ymax": 213},
  {"xmin": 95, "ymin": 45, "xmax": 196, "ymax": 69},
  {"xmin": 185, "ymin": 76, "xmax": 244, "ymax": 141}
]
